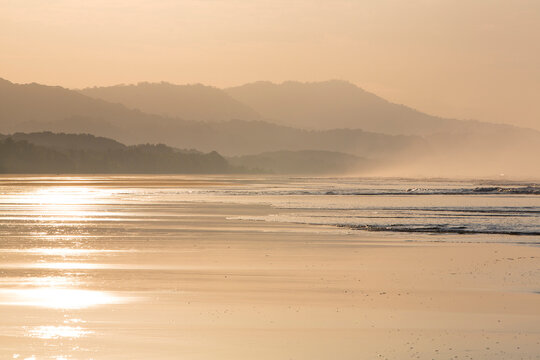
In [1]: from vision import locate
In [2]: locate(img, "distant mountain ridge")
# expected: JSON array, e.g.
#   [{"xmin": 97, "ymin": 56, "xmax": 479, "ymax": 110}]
[
  {"xmin": 0, "ymin": 77, "xmax": 174, "ymax": 137},
  {"xmin": 1, "ymin": 77, "xmax": 538, "ymax": 177},
  {"xmin": 79, "ymin": 82, "xmax": 262, "ymax": 122},
  {"xmin": 0, "ymin": 78, "xmax": 425, "ymax": 158},
  {"xmin": 76, "ymin": 78, "xmax": 529, "ymax": 137},
  {"xmin": 226, "ymin": 80, "xmax": 521, "ymax": 136}
]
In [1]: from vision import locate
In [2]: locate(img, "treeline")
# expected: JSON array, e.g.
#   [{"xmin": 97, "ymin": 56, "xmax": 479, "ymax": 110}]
[{"xmin": 0, "ymin": 136, "xmax": 231, "ymax": 174}]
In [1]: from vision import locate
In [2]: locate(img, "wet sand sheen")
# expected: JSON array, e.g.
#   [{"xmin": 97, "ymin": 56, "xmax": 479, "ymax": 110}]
[{"xmin": 0, "ymin": 176, "xmax": 539, "ymax": 360}]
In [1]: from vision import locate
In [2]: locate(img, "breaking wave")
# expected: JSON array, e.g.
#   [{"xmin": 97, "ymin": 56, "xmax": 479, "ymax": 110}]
[
  {"xmin": 189, "ymin": 185, "xmax": 540, "ymax": 197},
  {"xmin": 340, "ymin": 224, "xmax": 540, "ymax": 236}
]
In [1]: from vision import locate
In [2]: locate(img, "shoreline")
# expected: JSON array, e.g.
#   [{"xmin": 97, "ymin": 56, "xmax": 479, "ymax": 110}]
[{"xmin": 0, "ymin": 178, "xmax": 538, "ymax": 359}]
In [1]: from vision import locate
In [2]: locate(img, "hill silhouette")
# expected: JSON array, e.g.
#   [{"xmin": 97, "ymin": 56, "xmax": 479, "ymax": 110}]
[
  {"xmin": 79, "ymin": 82, "xmax": 261, "ymax": 122},
  {"xmin": 6, "ymin": 131, "xmax": 125, "ymax": 151},
  {"xmin": 226, "ymin": 80, "xmax": 518, "ymax": 136},
  {"xmin": 0, "ymin": 78, "xmax": 423, "ymax": 158},
  {"xmin": 0, "ymin": 77, "xmax": 180, "ymax": 141},
  {"xmin": 0, "ymin": 132, "xmax": 383, "ymax": 175},
  {"xmin": 1, "ymin": 77, "xmax": 539, "ymax": 177},
  {"xmin": 0, "ymin": 133, "xmax": 230, "ymax": 174}
]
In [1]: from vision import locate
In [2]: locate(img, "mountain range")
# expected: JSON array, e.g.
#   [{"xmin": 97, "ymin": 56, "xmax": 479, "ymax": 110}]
[
  {"xmin": 0, "ymin": 78, "xmax": 425, "ymax": 157},
  {"xmin": 80, "ymin": 82, "xmax": 262, "ymax": 123},
  {"xmin": 81, "ymin": 79, "xmax": 522, "ymax": 136},
  {"xmin": 1, "ymin": 77, "xmax": 538, "ymax": 177}
]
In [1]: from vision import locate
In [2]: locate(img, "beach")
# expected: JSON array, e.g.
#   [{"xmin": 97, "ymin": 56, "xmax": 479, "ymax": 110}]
[{"xmin": 0, "ymin": 176, "xmax": 539, "ymax": 359}]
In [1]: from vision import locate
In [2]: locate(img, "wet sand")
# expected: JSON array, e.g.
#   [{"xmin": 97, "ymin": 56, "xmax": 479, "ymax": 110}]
[{"xmin": 0, "ymin": 179, "xmax": 539, "ymax": 359}]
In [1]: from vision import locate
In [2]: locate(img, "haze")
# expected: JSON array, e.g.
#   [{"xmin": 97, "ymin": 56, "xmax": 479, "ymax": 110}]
[{"xmin": 2, "ymin": 0, "xmax": 539, "ymax": 130}]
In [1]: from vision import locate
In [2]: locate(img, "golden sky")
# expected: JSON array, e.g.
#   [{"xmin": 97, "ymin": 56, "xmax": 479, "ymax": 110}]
[{"xmin": 1, "ymin": 0, "xmax": 539, "ymax": 130}]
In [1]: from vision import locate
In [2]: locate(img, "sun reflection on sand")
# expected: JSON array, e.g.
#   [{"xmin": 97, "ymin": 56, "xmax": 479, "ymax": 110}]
[
  {"xmin": 1, "ymin": 288, "xmax": 123, "ymax": 309},
  {"xmin": 28, "ymin": 262, "xmax": 107, "ymax": 270},
  {"xmin": 31, "ymin": 186, "xmax": 112, "ymax": 206},
  {"xmin": 0, "ymin": 182, "xmax": 132, "ymax": 359},
  {"xmin": 0, "ymin": 185, "xmax": 132, "ymax": 309},
  {"xmin": 0, "ymin": 248, "xmax": 123, "ymax": 255},
  {"xmin": 26, "ymin": 325, "xmax": 93, "ymax": 339},
  {"xmin": 13, "ymin": 355, "xmax": 73, "ymax": 360},
  {"xmin": 1, "ymin": 276, "xmax": 74, "ymax": 288},
  {"xmin": 2, "ymin": 185, "xmax": 119, "ymax": 222},
  {"xmin": 39, "ymin": 248, "xmax": 94, "ymax": 257}
]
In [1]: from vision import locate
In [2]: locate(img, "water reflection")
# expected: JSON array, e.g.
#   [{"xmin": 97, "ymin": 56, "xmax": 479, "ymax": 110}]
[
  {"xmin": 0, "ymin": 185, "xmax": 129, "ymax": 311},
  {"xmin": 1, "ymin": 288, "xmax": 122, "ymax": 309},
  {"xmin": 12, "ymin": 354, "xmax": 70, "ymax": 360},
  {"xmin": 26, "ymin": 325, "xmax": 93, "ymax": 339},
  {"xmin": 28, "ymin": 262, "xmax": 106, "ymax": 270},
  {"xmin": 0, "ymin": 185, "xmax": 119, "ymax": 223},
  {"xmin": 23, "ymin": 186, "xmax": 111, "ymax": 206},
  {"xmin": 0, "ymin": 180, "xmax": 139, "ymax": 360},
  {"xmin": 0, "ymin": 248, "xmax": 122, "ymax": 256}
]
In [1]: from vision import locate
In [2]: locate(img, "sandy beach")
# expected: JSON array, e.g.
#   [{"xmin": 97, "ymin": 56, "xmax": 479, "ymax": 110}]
[{"xmin": 0, "ymin": 177, "xmax": 539, "ymax": 359}]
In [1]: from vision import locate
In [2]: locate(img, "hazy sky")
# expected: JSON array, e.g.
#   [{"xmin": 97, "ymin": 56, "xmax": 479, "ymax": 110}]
[{"xmin": 2, "ymin": 0, "xmax": 539, "ymax": 130}]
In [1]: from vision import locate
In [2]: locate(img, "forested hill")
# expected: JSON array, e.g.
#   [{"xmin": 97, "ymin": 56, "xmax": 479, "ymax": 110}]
[
  {"xmin": 2, "ymin": 131, "xmax": 125, "ymax": 151},
  {"xmin": 0, "ymin": 132, "xmax": 372, "ymax": 175},
  {"xmin": 0, "ymin": 133, "xmax": 231, "ymax": 174}
]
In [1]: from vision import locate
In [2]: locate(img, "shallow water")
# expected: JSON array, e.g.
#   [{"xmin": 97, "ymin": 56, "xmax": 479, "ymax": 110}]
[
  {"xmin": 2, "ymin": 176, "xmax": 538, "ymax": 242},
  {"xmin": 0, "ymin": 175, "xmax": 539, "ymax": 359},
  {"xmin": 192, "ymin": 177, "xmax": 540, "ymax": 239}
]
